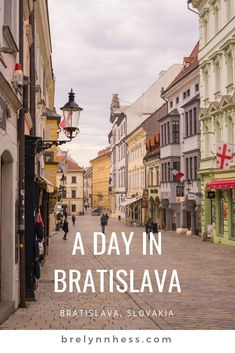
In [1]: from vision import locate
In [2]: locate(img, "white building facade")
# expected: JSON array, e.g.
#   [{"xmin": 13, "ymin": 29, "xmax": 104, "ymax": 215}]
[
  {"xmin": 160, "ymin": 43, "xmax": 201, "ymax": 235},
  {"xmin": 191, "ymin": 0, "xmax": 235, "ymax": 246}
]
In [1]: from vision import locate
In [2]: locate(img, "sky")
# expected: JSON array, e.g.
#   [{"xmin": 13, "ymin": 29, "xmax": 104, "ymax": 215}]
[{"xmin": 48, "ymin": 0, "xmax": 199, "ymax": 168}]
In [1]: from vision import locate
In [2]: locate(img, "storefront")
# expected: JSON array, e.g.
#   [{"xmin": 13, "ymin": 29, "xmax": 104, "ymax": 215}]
[
  {"xmin": 120, "ymin": 196, "xmax": 143, "ymax": 226},
  {"xmin": 206, "ymin": 179, "xmax": 235, "ymax": 246}
]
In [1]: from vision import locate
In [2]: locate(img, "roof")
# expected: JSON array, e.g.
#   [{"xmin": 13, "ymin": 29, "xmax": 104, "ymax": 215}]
[
  {"xmin": 90, "ymin": 146, "xmax": 111, "ymax": 163},
  {"xmin": 164, "ymin": 42, "xmax": 199, "ymax": 93},
  {"xmin": 84, "ymin": 166, "xmax": 92, "ymax": 178},
  {"xmin": 57, "ymin": 154, "xmax": 84, "ymax": 172},
  {"xmin": 144, "ymin": 144, "xmax": 160, "ymax": 161},
  {"xmin": 159, "ymin": 108, "xmax": 180, "ymax": 122}
]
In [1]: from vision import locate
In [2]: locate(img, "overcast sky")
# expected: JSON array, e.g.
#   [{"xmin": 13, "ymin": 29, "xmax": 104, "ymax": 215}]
[{"xmin": 48, "ymin": 0, "xmax": 199, "ymax": 167}]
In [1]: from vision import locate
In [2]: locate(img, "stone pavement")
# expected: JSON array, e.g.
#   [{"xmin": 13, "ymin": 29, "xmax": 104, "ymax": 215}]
[{"xmin": 1, "ymin": 213, "xmax": 235, "ymax": 330}]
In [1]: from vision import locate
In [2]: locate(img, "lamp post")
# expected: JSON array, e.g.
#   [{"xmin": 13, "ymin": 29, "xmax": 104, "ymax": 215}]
[
  {"xmin": 33, "ymin": 89, "xmax": 83, "ymax": 152},
  {"xmin": 24, "ymin": 89, "xmax": 82, "ymax": 300}
]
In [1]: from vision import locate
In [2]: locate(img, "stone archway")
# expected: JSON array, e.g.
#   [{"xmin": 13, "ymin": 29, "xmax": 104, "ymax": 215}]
[{"xmin": 0, "ymin": 150, "xmax": 14, "ymax": 303}]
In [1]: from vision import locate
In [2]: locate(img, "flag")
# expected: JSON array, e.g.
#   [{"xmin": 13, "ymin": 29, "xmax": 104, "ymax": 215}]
[
  {"xmin": 171, "ymin": 168, "xmax": 184, "ymax": 180},
  {"xmin": 216, "ymin": 143, "xmax": 233, "ymax": 169}
]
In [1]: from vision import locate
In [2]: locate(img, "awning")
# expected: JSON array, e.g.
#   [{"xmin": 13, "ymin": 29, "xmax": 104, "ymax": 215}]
[
  {"xmin": 120, "ymin": 196, "xmax": 142, "ymax": 207},
  {"xmin": 206, "ymin": 179, "xmax": 235, "ymax": 190},
  {"xmin": 38, "ymin": 176, "xmax": 55, "ymax": 193}
]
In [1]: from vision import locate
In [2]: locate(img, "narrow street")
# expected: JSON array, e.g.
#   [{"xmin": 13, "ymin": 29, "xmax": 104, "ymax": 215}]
[{"xmin": 1, "ymin": 213, "xmax": 235, "ymax": 330}]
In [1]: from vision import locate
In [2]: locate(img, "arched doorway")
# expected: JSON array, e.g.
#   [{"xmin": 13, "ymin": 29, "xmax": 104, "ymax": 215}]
[{"xmin": 0, "ymin": 150, "xmax": 14, "ymax": 302}]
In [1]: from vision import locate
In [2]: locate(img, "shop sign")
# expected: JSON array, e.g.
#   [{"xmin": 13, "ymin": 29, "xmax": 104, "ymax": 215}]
[{"xmin": 0, "ymin": 96, "xmax": 6, "ymax": 129}]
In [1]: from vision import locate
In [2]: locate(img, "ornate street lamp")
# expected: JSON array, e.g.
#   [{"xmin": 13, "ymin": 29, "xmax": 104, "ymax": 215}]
[
  {"xmin": 60, "ymin": 89, "xmax": 83, "ymax": 139},
  {"xmin": 34, "ymin": 89, "xmax": 83, "ymax": 153}
]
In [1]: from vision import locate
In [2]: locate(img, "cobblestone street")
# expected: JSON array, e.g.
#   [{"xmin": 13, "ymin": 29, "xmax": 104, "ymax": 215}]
[{"xmin": 1, "ymin": 213, "xmax": 235, "ymax": 330}]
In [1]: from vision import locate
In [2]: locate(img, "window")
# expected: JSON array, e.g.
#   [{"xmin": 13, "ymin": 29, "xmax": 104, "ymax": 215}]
[
  {"xmin": 72, "ymin": 176, "xmax": 77, "ymax": 184},
  {"xmin": 164, "ymin": 124, "xmax": 166, "ymax": 145},
  {"xmin": 167, "ymin": 162, "xmax": 171, "ymax": 182},
  {"xmin": 186, "ymin": 158, "xmax": 189, "ymax": 180},
  {"xmin": 189, "ymin": 110, "xmax": 193, "ymax": 136},
  {"xmin": 187, "ymin": 89, "xmax": 190, "ymax": 97},
  {"xmin": 214, "ymin": 4, "xmax": 219, "ymax": 33},
  {"xmin": 172, "ymin": 121, "xmax": 179, "ymax": 143},
  {"xmin": 189, "ymin": 157, "xmax": 193, "ymax": 180},
  {"xmin": 215, "ymin": 61, "xmax": 220, "ymax": 92},
  {"xmin": 195, "ymin": 83, "xmax": 199, "ymax": 92},
  {"xmin": 193, "ymin": 107, "xmax": 197, "ymax": 134},
  {"xmin": 183, "ymin": 91, "xmax": 187, "ymax": 100},
  {"xmin": 72, "ymin": 190, "xmax": 76, "ymax": 198},
  {"xmin": 227, "ymin": 51, "xmax": 233, "ymax": 86},
  {"xmin": 170, "ymin": 101, "xmax": 173, "ymax": 109},
  {"xmin": 44, "ymin": 152, "xmax": 53, "ymax": 164},
  {"xmin": 176, "ymin": 97, "xmax": 179, "ymax": 104},
  {"xmin": 176, "ymin": 184, "xmax": 184, "ymax": 197},
  {"xmin": 161, "ymin": 125, "xmax": 163, "ymax": 146},
  {"xmin": 72, "ymin": 204, "xmax": 76, "ymax": 212},
  {"xmin": 226, "ymin": 0, "xmax": 232, "ymax": 21},
  {"xmin": 185, "ymin": 111, "xmax": 189, "ymax": 137},
  {"xmin": 194, "ymin": 156, "xmax": 198, "ymax": 180},
  {"xmin": 167, "ymin": 122, "xmax": 170, "ymax": 144},
  {"xmin": 173, "ymin": 161, "xmax": 180, "ymax": 181},
  {"xmin": 218, "ymin": 191, "xmax": 224, "ymax": 236},
  {"xmin": 156, "ymin": 169, "xmax": 160, "ymax": 186}
]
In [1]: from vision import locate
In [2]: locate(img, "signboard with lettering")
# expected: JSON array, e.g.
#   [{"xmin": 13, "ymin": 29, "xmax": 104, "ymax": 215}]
[{"xmin": 0, "ymin": 96, "xmax": 6, "ymax": 129}]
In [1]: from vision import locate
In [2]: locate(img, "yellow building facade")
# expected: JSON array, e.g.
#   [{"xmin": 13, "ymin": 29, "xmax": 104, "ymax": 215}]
[{"xmin": 91, "ymin": 148, "xmax": 111, "ymax": 210}]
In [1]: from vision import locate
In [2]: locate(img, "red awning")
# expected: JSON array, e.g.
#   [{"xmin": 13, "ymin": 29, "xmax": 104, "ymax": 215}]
[{"xmin": 206, "ymin": 179, "xmax": 235, "ymax": 190}]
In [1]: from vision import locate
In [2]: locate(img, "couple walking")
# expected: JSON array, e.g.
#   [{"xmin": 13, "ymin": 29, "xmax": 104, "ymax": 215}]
[{"xmin": 100, "ymin": 213, "xmax": 109, "ymax": 233}]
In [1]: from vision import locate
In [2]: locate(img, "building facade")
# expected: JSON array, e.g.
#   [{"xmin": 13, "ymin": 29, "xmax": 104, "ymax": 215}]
[
  {"xmin": 109, "ymin": 94, "xmax": 128, "ymax": 219},
  {"xmin": 160, "ymin": 43, "xmax": 201, "ymax": 234},
  {"xmin": 191, "ymin": 0, "xmax": 235, "ymax": 245},
  {"xmin": 84, "ymin": 166, "xmax": 92, "ymax": 208},
  {"xmin": 144, "ymin": 134, "xmax": 161, "ymax": 226},
  {"xmin": 0, "ymin": 0, "xmax": 22, "ymax": 319},
  {"xmin": 91, "ymin": 147, "xmax": 111, "ymax": 210},
  {"xmin": 57, "ymin": 156, "xmax": 85, "ymax": 215}
]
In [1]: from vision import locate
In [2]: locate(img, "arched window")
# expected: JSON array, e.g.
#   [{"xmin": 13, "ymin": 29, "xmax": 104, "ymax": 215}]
[{"xmin": 227, "ymin": 117, "xmax": 234, "ymax": 144}]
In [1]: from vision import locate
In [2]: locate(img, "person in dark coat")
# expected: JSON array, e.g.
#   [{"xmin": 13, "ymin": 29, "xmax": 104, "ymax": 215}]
[
  {"xmin": 145, "ymin": 218, "xmax": 154, "ymax": 239},
  {"xmin": 62, "ymin": 218, "xmax": 69, "ymax": 240},
  {"xmin": 72, "ymin": 214, "xmax": 76, "ymax": 226},
  {"xmin": 100, "ymin": 214, "xmax": 106, "ymax": 233},
  {"xmin": 104, "ymin": 213, "xmax": 109, "ymax": 225}
]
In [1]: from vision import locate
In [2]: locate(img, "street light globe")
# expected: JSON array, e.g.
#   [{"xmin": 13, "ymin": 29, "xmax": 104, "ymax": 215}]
[{"xmin": 60, "ymin": 89, "xmax": 83, "ymax": 139}]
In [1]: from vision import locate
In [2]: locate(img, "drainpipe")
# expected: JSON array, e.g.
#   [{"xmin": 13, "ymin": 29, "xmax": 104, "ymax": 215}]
[
  {"xmin": 18, "ymin": 0, "xmax": 26, "ymax": 308},
  {"xmin": 187, "ymin": 0, "xmax": 199, "ymax": 15},
  {"xmin": 29, "ymin": 2, "xmax": 36, "ymax": 135}
]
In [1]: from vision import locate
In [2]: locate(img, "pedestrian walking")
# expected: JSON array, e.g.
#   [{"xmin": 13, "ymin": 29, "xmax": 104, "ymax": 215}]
[
  {"xmin": 100, "ymin": 214, "xmax": 106, "ymax": 233},
  {"xmin": 104, "ymin": 213, "xmax": 109, "ymax": 226},
  {"xmin": 145, "ymin": 218, "xmax": 154, "ymax": 239},
  {"xmin": 72, "ymin": 214, "xmax": 76, "ymax": 226},
  {"xmin": 62, "ymin": 218, "xmax": 69, "ymax": 240}
]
